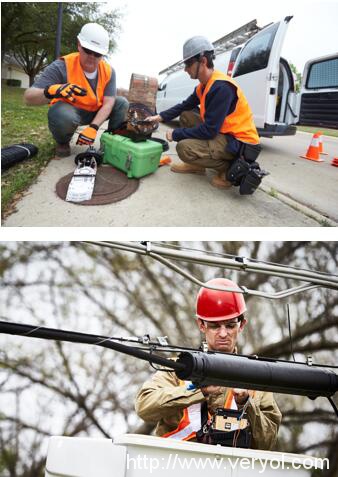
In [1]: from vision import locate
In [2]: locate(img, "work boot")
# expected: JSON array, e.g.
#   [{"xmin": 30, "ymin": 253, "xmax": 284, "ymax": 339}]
[
  {"xmin": 170, "ymin": 162, "xmax": 206, "ymax": 175},
  {"xmin": 211, "ymin": 172, "xmax": 232, "ymax": 189},
  {"xmin": 55, "ymin": 143, "xmax": 71, "ymax": 158}
]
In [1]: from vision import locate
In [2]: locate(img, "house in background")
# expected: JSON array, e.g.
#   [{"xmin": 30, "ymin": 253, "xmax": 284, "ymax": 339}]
[{"xmin": 1, "ymin": 55, "xmax": 30, "ymax": 88}]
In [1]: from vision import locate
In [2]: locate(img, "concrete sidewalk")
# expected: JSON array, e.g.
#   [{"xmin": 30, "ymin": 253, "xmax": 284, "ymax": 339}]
[{"xmin": 3, "ymin": 124, "xmax": 337, "ymax": 227}]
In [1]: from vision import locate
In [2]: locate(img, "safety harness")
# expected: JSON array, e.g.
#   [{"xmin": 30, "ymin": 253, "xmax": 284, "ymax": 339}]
[{"xmin": 162, "ymin": 382, "xmax": 252, "ymax": 448}]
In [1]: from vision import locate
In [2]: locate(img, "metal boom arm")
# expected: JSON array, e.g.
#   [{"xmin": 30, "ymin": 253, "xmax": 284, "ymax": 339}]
[{"xmin": 82, "ymin": 241, "xmax": 338, "ymax": 299}]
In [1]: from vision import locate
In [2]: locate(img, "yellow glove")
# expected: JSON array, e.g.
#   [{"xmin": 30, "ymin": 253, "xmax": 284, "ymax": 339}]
[
  {"xmin": 44, "ymin": 83, "xmax": 87, "ymax": 102},
  {"xmin": 76, "ymin": 124, "xmax": 98, "ymax": 146}
]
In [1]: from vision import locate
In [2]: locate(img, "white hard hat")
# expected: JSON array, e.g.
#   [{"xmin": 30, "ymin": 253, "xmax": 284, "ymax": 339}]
[
  {"xmin": 183, "ymin": 36, "xmax": 214, "ymax": 61},
  {"xmin": 77, "ymin": 23, "xmax": 109, "ymax": 55}
]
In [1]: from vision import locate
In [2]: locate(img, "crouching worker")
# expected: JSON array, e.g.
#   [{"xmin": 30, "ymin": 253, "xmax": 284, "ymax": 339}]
[
  {"xmin": 24, "ymin": 23, "xmax": 129, "ymax": 158},
  {"xmin": 147, "ymin": 36, "xmax": 265, "ymax": 194},
  {"xmin": 135, "ymin": 278, "xmax": 282, "ymax": 450}
]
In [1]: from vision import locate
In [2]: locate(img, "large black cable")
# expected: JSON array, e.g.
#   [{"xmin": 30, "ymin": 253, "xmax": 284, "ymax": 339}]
[
  {"xmin": 1, "ymin": 320, "xmax": 338, "ymax": 402},
  {"xmin": 1, "ymin": 143, "xmax": 38, "ymax": 171},
  {"xmin": 176, "ymin": 351, "xmax": 338, "ymax": 399},
  {"xmin": 1, "ymin": 318, "xmax": 337, "ymax": 369}
]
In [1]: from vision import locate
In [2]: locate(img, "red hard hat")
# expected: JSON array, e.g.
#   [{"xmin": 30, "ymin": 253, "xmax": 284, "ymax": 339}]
[{"xmin": 196, "ymin": 278, "xmax": 247, "ymax": 321}]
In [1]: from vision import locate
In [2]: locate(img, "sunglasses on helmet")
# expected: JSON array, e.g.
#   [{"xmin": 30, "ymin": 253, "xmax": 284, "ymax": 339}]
[{"xmin": 82, "ymin": 46, "xmax": 102, "ymax": 58}]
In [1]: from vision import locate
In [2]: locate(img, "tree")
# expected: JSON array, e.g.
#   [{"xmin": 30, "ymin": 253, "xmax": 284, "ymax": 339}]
[
  {"xmin": 0, "ymin": 241, "xmax": 337, "ymax": 476},
  {"xmin": 1, "ymin": 2, "xmax": 123, "ymax": 85},
  {"xmin": 290, "ymin": 63, "xmax": 302, "ymax": 93}
]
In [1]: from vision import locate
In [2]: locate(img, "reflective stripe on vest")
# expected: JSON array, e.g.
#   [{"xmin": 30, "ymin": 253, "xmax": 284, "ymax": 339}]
[
  {"xmin": 162, "ymin": 403, "xmax": 202, "ymax": 441},
  {"xmin": 224, "ymin": 389, "xmax": 237, "ymax": 410},
  {"xmin": 50, "ymin": 52, "xmax": 112, "ymax": 112},
  {"xmin": 196, "ymin": 70, "xmax": 259, "ymax": 145},
  {"xmin": 162, "ymin": 383, "xmax": 237, "ymax": 441}
]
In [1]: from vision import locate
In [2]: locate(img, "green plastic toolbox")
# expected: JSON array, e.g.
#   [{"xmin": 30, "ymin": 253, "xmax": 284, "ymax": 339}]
[{"xmin": 100, "ymin": 133, "xmax": 162, "ymax": 178}]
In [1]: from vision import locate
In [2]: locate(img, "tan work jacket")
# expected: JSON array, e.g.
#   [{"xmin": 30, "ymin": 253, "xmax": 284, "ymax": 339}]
[{"xmin": 135, "ymin": 370, "xmax": 282, "ymax": 450}]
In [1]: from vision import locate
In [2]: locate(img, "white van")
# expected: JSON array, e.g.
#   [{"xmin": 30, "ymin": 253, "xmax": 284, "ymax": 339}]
[
  {"xmin": 297, "ymin": 53, "xmax": 338, "ymax": 128},
  {"xmin": 156, "ymin": 17, "xmax": 338, "ymax": 137}
]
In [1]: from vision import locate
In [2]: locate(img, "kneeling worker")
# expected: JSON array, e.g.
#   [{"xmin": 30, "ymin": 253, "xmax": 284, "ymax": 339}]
[
  {"xmin": 24, "ymin": 23, "xmax": 129, "ymax": 158},
  {"xmin": 147, "ymin": 36, "xmax": 262, "ymax": 192},
  {"xmin": 135, "ymin": 278, "xmax": 282, "ymax": 450}
]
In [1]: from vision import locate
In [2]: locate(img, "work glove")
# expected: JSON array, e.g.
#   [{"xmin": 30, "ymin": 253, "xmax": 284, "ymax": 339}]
[
  {"xmin": 76, "ymin": 124, "xmax": 99, "ymax": 146},
  {"xmin": 44, "ymin": 83, "xmax": 87, "ymax": 102}
]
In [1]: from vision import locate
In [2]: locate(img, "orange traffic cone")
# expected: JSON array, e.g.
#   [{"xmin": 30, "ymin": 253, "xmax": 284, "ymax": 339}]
[
  {"xmin": 331, "ymin": 157, "xmax": 338, "ymax": 167},
  {"xmin": 316, "ymin": 131, "xmax": 328, "ymax": 155},
  {"xmin": 300, "ymin": 134, "xmax": 323, "ymax": 162}
]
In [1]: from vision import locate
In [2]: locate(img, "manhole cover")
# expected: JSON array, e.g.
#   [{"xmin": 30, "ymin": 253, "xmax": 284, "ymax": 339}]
[{"xmin": 56, "ymin": 165, "xmax": 139, "ymax": 205}]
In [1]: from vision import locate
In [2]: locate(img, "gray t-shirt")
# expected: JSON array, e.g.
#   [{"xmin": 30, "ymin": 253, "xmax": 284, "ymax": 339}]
[{"xmin": 33, "ymin": 59, "xmax": 116, "ymax": 97}]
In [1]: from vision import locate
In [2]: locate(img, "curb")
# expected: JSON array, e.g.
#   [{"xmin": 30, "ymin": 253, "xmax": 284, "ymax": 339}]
[{"xmin": 260, "ymin": 183, "xmax": 337, "ymax": 227}]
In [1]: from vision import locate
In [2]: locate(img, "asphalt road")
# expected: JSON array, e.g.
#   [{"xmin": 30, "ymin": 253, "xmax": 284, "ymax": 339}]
[
  {"xmin": 259, "ymin": 131, "xmax": 338, "ymax": 223},
  {"xmin": 3, "ymin": 125, "xmax": 337, "ymax": 227}
]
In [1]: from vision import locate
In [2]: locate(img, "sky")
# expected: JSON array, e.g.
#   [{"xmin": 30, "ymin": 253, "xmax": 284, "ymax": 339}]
[{"xmin": 105, "ymin": 0, "xmax": 338, "ymax": 89}]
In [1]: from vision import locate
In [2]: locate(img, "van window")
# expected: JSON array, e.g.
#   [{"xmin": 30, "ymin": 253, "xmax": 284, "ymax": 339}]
[
  {"xmin": 306, "ymin": 57, "xmax": 338, "ymax": 89},
  {"xmin": 227, "ymin": 47, "xmax": 241, "ymax": 76},
  {"xmin": 232, "ymin": 23, "xmax": 279, "ymax": 77}
]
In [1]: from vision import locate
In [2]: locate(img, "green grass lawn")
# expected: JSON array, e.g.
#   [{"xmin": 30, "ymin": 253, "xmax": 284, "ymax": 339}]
[
  {"xmin": 297, "ymin": 125, "xmax": 338, "ymax": 138},
  {"xmin": 1, "ymin": 85, "xmax": 55, "ymax": 220}
]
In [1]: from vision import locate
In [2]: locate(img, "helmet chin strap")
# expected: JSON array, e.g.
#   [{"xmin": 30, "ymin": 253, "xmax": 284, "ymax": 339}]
[
  {"xmin": 193, "ymin": 60, "xmax": 201, "ymax": 80},
  {"xmin": 192, "ymin": 54, "xmax": 203, "ymax": 80}
]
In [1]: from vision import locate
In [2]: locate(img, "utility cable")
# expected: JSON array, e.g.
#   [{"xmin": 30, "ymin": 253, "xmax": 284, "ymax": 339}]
[
  {"xmin": 0, "ymin": 318, "xmax": 336, "ymax": 370},
  {"xmin": 0, "ymin": 320, "xmax": 185, "ymax": 373},
  {"xmin": 328, "ymin": 397, "xmax": 338, "ymax": 418},
  {"xmin": 287, "ymin": 304, "xmax": 296, "ymax": 362}
]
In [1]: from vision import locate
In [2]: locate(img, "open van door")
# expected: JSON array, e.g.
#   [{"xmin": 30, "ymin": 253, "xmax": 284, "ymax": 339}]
[
  {"xmin": 298, "ymin": 53, "xmax": 338, "ymax": 129},
  {"xmin": 232, "ymin": 16, "xmax": 295, "ymax": 136}
]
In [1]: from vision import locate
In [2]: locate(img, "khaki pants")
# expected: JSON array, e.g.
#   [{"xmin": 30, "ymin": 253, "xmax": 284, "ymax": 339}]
[{"xmin": 176, "ymin": 111, "xmax": 236, "ymax": 172}]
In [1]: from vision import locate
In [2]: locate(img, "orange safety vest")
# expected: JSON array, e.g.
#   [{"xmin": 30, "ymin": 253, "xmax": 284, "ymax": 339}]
[
  {"xmin": 196, "ymin": 70, "xmax": 259, "ymax": 145},
  {"xmin": 50, "ymin": 52, "xmax": 112, "ymax": 112},
  {"xmin": 162, "ymin": 383, "xmax": 237, "ymax": 442}
]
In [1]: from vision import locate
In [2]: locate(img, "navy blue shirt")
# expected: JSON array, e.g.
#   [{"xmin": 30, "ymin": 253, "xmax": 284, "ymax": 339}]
[{"xmin": 160, "ymin": 79, "xmax": 241, "ymax": 155}]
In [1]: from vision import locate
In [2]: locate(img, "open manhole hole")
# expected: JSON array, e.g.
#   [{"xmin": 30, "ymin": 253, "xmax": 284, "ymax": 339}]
[{"xmin": 56, "ymin": 165, "xmax": 139, "ymax": 205}]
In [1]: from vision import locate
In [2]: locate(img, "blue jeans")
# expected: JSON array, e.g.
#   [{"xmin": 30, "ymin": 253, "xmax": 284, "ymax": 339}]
[{"xmin": 48, "ymin": 96, "xmax": 129, "ymax": 144}]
